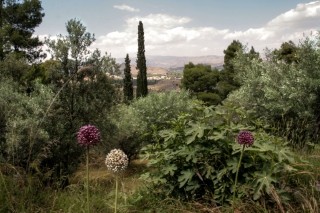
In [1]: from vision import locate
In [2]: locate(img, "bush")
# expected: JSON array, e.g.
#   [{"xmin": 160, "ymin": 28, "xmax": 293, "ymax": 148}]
[
  {"xmin": 197, "ymin": 92, "xmax": 221, "ymax": 106},
  {"xmin": 226, "ymin": 34, "xmax": 320, "ymax": 147},
  {"xmin": 110, "ymin": 90, "xmax": 198, "ymax": 160},
  {"xmin": 0, "ymin": 78, "xmax": 53, "ymax": 171},
  {"xmin": 140, "ymin": 103, "xmax": 301, "ymax": 207}
]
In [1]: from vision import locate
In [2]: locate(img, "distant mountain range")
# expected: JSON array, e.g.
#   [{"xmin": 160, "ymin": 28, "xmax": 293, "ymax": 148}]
[
  {"xmin": 116, "ymin": 55, "xmax": 224, "ymax": 70},
  {"xmin": 119, "ymin": 64, "xmax": 167, "ymax": 75}
]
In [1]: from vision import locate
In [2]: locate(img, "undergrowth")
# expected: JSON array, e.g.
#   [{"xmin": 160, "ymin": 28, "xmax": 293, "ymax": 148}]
[{"xmin": 0, "ymin": 150, "xmax": 320, "ymax": 213}]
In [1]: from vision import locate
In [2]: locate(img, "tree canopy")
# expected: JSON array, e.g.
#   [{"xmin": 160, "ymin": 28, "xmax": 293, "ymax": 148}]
[
  {"xmin": 0, "ymin": 0, "xmax": 45, "ymax": 61},
  {"xmin": 181, "ymin": 62, "xmax": 221, "ymax": 105}
]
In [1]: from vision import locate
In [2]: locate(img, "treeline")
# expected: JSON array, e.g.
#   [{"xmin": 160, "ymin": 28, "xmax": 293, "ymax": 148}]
[{"xmin": 181, "ymin": 35, "xmax": 320, "ymax": 147}]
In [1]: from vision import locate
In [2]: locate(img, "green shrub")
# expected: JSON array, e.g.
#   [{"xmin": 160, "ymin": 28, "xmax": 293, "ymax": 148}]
[
  {"xmin": 0, "ymin": 79, "xmax": 52, "ymax": 169},
  {"xmin": 140, "ymin": 103, "xmax": 301, "ymax": 206},
  {"xmin": 110, "ymin": 90, "xmax": 198, "ymax": 160},
  {"xmin": 226, "ymin": 34, "xmax": 320, "ymax": 147},
  {"xmin": 197, "ymin": 92, "xmax": 221, "ymax": 106}
]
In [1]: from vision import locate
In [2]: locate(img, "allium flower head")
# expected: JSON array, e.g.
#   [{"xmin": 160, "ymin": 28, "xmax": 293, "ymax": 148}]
[
  {"xmin": 237, "ymin": 130, "xmax": 254, "ymax": 147},
  {"xmin": 105, "ymin": 149, "xmax": 129, "ymax": 173},
  {"xmin": 77, "ymin": 125, "xmax": 100, "ymax": 147}
]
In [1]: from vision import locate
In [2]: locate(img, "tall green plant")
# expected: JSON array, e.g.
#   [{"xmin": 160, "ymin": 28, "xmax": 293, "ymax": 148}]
[
  {"xmin": 42, "ymin": 19, "xmax": 120, "ymax": 182},
  {"xmin": 136, "ymin": 21, "xmax": 148, "ymax": 98},
  {"xmin": 140, "ymin": 103, "xmax": 299, "ymax": 208},
  {"xmin": 123, "ymin": 53, "xmax": 133, "ymax": 104}
]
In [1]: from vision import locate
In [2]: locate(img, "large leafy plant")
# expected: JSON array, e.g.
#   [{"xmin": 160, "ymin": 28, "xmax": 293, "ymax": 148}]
[
  {"xmin": 140, "ymin": 103, "xmax": 299, "ymax": 204},
  {"xmin": 109, "ymin": 90, "xmax": 198, "ymax": 160}
]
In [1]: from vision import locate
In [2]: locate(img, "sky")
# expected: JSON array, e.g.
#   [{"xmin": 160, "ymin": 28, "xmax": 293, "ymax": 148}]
[{"xmin": 35, "ymin": 0, "xmax": 320, "ymax": 58}]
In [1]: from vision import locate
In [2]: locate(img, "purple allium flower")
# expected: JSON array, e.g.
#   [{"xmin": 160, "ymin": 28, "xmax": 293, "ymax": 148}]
[
  {"xmin": 316, "ymin": 184, "xmax": 320, "ymax": 187},
  {"xmin": 237, "ymin": 130, "xmax": 254, "ymax": 147},
  {"xmin": 77, "ymin": 125, "xmax": 100, "ymax": 147},
  {"xmin": 105, "ymin": 149, "xmax": 129, "ymax": 173}
]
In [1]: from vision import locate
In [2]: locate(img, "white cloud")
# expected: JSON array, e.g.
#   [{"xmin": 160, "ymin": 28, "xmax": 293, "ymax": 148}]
[
  {"xmin": 224, "ymin": 28, "xmax": 275, "ymax": 41},
  {"xmin": 94, "ymin": 2, "xmax": 320, "ymax": 58},
  {"xmin": 114, "ymin": 4, "xmax": 140, "ymax": 12},
  {"xmin": 267, "ymin": 1, "xmax": 320, "ymax": 30},
  {"xmin": 223, "ymin": 1, "xmax": 320, "ymax": 53},
  {"xmin": 94, "ymin": 13, "xmax": 229, "ymax": 57},
  {"xmin": 201, "ymin": 47, "xmax": 209, "ymax": 52}
]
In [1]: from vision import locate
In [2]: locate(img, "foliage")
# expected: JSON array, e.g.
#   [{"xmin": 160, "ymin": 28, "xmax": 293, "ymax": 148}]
[
  {"xmin": 140, "ymin": 103, "xmax": 300, "ymax": 206},
  {"xmin": 0, "ymin": 53, "xmax": 30, "ymax": 83},
  {"xmin": 38, "ymin": 19, "xmax": 121, "ymax": 183},
  {"xmin": 110, "ymin": 90, "xmax": 198, "ymax": 160},
  {"xmin": 226, "ymin": 33, "xmax": 320, "ymax": 147},
  {"xmin": 136, "ymin": 21, "xmax": 148, "ymax": 98},
  {"xmin": 181, "ymin": 62, "xmax": 219, "ymax": 93},
  {"xmin": 0, "ymin": 148, "xmax": 319, "ymax": 213},
  {"xmin": 273, "ymin": 40, "xmax": 299, "ymax": 64},
  {"xmin": 0, "ymin": 0, "xmax": 45, "ymax": 62},
  {"xmin": 123, "ymin": 53, "xmax": 133, "ymax": 104},
  {"xmin": 21, "ymin": 63, "xmax": 50, "ymax": 84},
  {"xmin": 181, "ymin": 41, "xmax": 251, "ymax": 104},
  {"xmin": 181, "ymin": 62, "xmax": 221, "ymax": 105},
  {"xmin": 197, "ymin": 92, "xmax": 221, "ymax": 106},
  {"xmin": 217, "ymin": 40, "xmax": 247, "ymax": 100},
  {"xmin": 0, "ymin": 77, "xmax": 53, "ymax": 171},
  {"xmin": 223, "ymin": 40, "xmax": 243, "ymax": 74}
]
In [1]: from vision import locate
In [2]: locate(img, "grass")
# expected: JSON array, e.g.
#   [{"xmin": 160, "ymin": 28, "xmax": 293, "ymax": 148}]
[{"xmin": 1, "ymin": 149, "xmax": 320, "ymax": 213}]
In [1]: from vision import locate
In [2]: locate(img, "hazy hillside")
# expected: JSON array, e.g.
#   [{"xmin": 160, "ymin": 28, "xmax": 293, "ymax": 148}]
[
  {"xmin": 116, "ymin": 55, "xmax": 224, "ymax": 70},
  {"xmin": 119, "ymin": 64, "xmax": 167, "ymax": 75}
]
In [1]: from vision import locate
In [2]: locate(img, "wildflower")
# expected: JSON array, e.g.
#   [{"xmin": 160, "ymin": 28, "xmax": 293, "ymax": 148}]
[
  {"xmin": 105, "ymin": 149, "xmax": 129, "ymax": 173},
  {"xmin": 232, "ymin": 130, "xmax": 254, "ymax": 213},
  {"xmin": 77, "ymin": 125, "xmax": 100, "ymax": 147},
  {"xmin": 237, "ymin": 130, "xmax": 254, "ymax": 147},
  {"xmin": 77, "ymin": 124, "xmax": 100, "ymax": 213}
]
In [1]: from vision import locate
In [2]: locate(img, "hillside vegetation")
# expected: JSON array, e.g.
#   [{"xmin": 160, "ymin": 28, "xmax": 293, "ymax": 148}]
[{"xmin": 0, "ymin": 3, "xmax": 320, "ymax": 212}]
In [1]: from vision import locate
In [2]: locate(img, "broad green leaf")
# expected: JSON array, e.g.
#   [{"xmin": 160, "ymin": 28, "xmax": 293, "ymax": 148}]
[
  {"xmin": 252, "ymin": 171, "xmax": 277, "ymax": 200},
  {"xmin": 246, "ymin": 139, "xmax": 274, "ymax": 152},
  {"xmin": 277, "ymin": 146, "xmax": 295, "ymax": 163},
  {"xmin": 152, "ymin": 176, "xmax": 167, "ymax": 184},
  {"xmin": 208, "ymin": 132, "xmax": 224, "ymax": 141},
  {"xmin": 162, "ymin": 164, "xmax": 177, "ymax": 176},
  {"xmin": 148, "ymin": 159, "xmax": 161, "ymax": 166},
  {"xmin": 215, "ymin": 167, "xmax": 228, "ymax": 182},
  {"xmin": 139, "ymin": 172, "xmax": 151, "ymax": 181},
  {"xmin": 159, "ymin": 129, "xmax": 179, "ymax": 142},
  {"xmin": 185, "ymin": 180, "xmax": 201, "ymax": 192},
  {"xmin": 227, "ymin": 157, "xmax": 239, "ymax": 173},
  {"xmin": 178, "ymin": 169, "xmax": 194, "ymax": 188},
  {"xmin": 182, "ymin": 147, "xmax": 199, "ymax": 162},
  {"xmin": 202, "ymin": 163, "xmax": 215, "ymax": 179},
  {"xmin": 185, "ymin": 134, "xmax": 197, "ymax": 145},
  {"xmin": 229, "ymin": 121, "xmax": 245, "ymax": 130},
  {"xmin": 184, "ymin": 121, "xmax": 210, "ymax": 140}
]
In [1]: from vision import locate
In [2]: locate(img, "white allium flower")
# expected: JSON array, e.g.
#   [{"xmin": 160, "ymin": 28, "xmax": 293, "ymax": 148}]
[{"xmin": 105, "ymin": 149, "xmax": 129, "ymax": 173}]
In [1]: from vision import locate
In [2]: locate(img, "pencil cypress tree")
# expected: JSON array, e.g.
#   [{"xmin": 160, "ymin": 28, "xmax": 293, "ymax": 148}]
[
  {"xmin": 123, "ymin": 53, "xmax": 133, "ymax": 103},
  {"xmin": 136, "ymin": 21, "xmax": 148, "ymax": 98}
]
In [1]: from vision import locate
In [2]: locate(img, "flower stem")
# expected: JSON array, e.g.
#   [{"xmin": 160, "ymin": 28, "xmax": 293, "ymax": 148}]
[
  {"xmin": 86, "ymin": 146, "xmax": 90, "ymax": 213},
  {"xmin": 232, "ymin": 145, "xmax": 245, "ymax": 213},
  {"xmin": 115, "ymin": 174, "xmax": 118, "ymax": 213}
]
